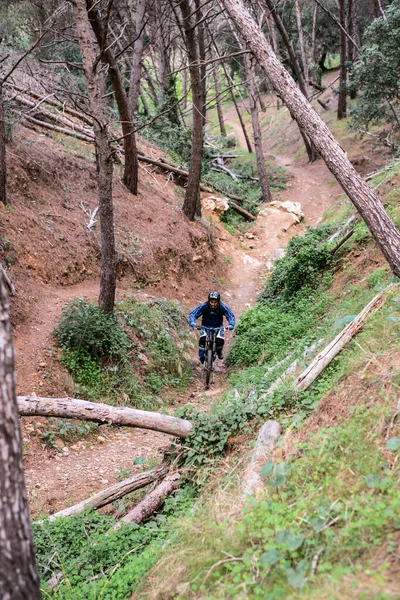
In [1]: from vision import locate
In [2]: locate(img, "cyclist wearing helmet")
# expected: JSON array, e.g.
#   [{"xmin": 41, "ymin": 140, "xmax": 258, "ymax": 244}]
[{"xmin": 189, "ymin": 291, "xmax": 235, "ymax": 363}]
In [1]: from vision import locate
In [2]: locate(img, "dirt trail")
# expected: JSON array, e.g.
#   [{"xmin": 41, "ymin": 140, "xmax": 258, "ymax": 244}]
[{"xmin": 20, "ymin": 109, "xmax": 342, "ymax": 518}]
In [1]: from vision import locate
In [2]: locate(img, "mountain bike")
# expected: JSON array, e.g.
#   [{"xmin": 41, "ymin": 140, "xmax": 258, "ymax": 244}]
[{"xmin": 195, "ymin": 326, "xmax": 229, "ymax": 389}]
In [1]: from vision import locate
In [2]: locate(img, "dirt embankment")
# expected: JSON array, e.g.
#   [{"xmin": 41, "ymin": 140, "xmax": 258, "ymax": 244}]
[{"xmin": 4, "ymin": 125, "xmax": 220, "ymax": 330}]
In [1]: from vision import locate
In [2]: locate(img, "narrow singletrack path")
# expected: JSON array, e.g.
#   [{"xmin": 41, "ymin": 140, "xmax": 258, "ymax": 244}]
[{"xmin": 20, "ymin": 110, "xmax": 342, "ymax": 517}]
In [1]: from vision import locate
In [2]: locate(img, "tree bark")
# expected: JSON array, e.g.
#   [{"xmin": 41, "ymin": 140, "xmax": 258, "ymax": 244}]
[
  {"xmin": 17, "ymin": 395, "xmax": 193, "ymax": 437},
  {"xmin": 118, "ymin": 473, "xmax": 180, "ymax": 525},
  {"xmin": 179, "ymin": 0, "xmax": 204, "ymax": 221},
  {"xmin": 87, "ymin": 1, "xmax": 139, "ymax": 196},
  {"xmin": 242, "ymin": 420, "xmax": 281, "ymax": 499},
  {"xmin": 220, "ymin": 0, "xmax": 400, "ymax": 277},
  {"xmin": 129, "ymin": 0, "xmax": 147, "ymax": 115},
  {"xmin": 337, "ymin": 0, "xmax": 347, "ymax": 119},
  {"xmin": 213, "ymin": 63, "xmax": 227, "ymax": 137},
  {"xmin": 265, "ymin": 0, "xmax": 317, "ymax": 162},
  {"xmin": 48, "ymin": 464, "xmax": 169, "ymax": 520},
  {"xmin": 293, "ymin": 286, "xmax": 393, "ymax": 390},
  {"xmin": 244, "ymin": 54, "xmax": 271, "ymax": 202},
  {"xmin": 311, "ymin": 4, "xmax": 318, "ymax": 70},
  {"xmin": 206, "ymin": 24, "xmax": 253, "ymax": 152},
  {"xmin": 0, "ymin": 85, "xmax": 6, "ymax": 206},
  {"xmin": 0, "ymin": 276, "xmax": 40, "ymax": 599},
  {"xmin": 74, "ymin": 0, "xmax": 116, "ymax": 314},
  {"xmin": 295, "ymin": 0, "xmax": 309, "ymax": 85}
]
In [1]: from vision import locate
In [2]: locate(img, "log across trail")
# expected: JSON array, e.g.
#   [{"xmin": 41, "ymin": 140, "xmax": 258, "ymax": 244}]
[{"xmin": 17, "ymin": 396, "xmax": 193, "ymax": 438}]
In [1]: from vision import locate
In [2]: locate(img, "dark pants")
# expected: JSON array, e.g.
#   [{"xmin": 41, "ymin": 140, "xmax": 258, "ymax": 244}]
[{"xmin": 199, "ymin": 327, "xmax": 224, "ymax": 360}]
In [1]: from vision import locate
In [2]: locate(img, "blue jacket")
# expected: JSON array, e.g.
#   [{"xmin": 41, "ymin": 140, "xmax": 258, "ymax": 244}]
[{"xmin": 189, "ymin": 301, "xmax": 235, "ymax": 329}]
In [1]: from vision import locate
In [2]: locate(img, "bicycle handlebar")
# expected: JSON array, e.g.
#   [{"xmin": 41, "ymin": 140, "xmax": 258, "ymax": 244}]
[{"xmin": 193, "ymin": 325, "xmax": 231, "ymax": 331}]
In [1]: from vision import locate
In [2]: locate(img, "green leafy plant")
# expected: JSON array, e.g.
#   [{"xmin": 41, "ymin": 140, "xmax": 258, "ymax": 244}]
[
  {"xmin": 54, "ymin": 299, "xmax": 131, "ymax": 362},
  {"xmin": 259, "ymin": 225, "xmax": 335, "ymax": 303}
]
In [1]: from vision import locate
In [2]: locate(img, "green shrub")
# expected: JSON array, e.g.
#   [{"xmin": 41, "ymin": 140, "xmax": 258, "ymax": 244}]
[
  {"xmin": 259, "ymin": 225, "xmax": 335, "ymax": 303},
  {"xmin": 34, "ymin": 487, "xmax": 196, "ymax": 599},
  {"xmin": 54, "ymin": 299, "xmax": 130, "ymax": 362},
  {"xmin": 54, "ymin": 297, "xmax": 192, "ymax": 407},
  {"xmin": 228, "ymin": 290, "xmax": 330, "ymax": 368}
]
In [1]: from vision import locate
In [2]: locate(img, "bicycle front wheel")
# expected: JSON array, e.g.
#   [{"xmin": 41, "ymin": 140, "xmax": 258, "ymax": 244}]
[{"xmin": 205, "ymin": 349, "xmax": 213, "ymax": 387}]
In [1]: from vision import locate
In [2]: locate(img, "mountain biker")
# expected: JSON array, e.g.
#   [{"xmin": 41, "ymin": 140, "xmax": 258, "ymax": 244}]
[{"xmin": 189, "ymin": 291, "xmax": 235, "ymax": 363}]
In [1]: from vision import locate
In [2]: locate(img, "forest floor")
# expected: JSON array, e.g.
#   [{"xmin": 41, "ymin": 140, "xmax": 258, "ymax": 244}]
[{"xmin": 16, "ymin": 78, "xmax": 386, "ymax": 518}]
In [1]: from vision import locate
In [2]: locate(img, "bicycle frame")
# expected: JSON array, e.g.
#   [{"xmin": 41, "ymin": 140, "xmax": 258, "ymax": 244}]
[{"xmin": 195, "ymin": 326, "xmax": 228, "ymax": 388}]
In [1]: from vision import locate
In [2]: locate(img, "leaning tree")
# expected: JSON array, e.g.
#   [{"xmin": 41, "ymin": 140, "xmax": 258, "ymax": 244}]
[{"xmin": 221, "ymin": 0, "xmax": 400, "ymax": 278}]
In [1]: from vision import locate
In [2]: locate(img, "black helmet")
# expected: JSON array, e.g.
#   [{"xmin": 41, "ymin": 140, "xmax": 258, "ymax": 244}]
[{"xmin": 208, "ymin": 291, "xmax": 220, "ymax": 302}]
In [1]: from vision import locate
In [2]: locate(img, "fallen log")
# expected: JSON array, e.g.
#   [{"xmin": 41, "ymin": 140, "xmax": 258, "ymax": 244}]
[
  {"xmin": 230, "ymin": 202, "xmax": 256, "ymax": 221},
  {"xmin": 12, "ymin": 93, "xmax": 94, "ymax": 138},
  {"xmin": 242, "ymin": 420, "xmax": 282, "ymax": 499},
  {"xmin": 20, "ymin": 113, "xmax": 95, "ymax": 143},
  {"xmin": 8, "ymin": 84, "xmax": 94, "ymax": 125},
  {"xmin": 317, "ymin": 99, "xmax": 329, "ymax": 110},
  {"xmin": 116, "ymin": 473, "xmax": 180, "ymax": 527},
  {"xmin": 293, "ymin": 285, "xmax": 395, "ymax": 391},
  {"xmin": 48, "ymin": 464, "xmax": 168, "ymax": 520},
  {"xmin": 331, "ymin": 228, "xmax": 355, "ymax": 254},
  {"xmin": 17, "ymin": 396, "xmax": 193, "ymax": 438}
]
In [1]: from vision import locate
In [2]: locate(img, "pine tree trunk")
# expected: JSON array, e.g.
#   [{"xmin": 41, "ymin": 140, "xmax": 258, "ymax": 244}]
[
  {"xmin": 75, "ymin": 0, "xmax": 116, "ymax": 313},
  {"xmin": 221, "ymin": 0, "xmax": 400, "ymax": 277},
  {"xmin": 206, "ymin": 21, "xmax": 253, "ymax": 151},
  {"xmin": 265, "ymin": 0, "xmax": 317, "ymax": 162},
  {"xmin": 129, "ymin": 0, "xmax": 146, "ymax": 115},
  {"xmin": 0, "ymin": 85, "xmax": 6, "ymax": 206},
  {"xmin": 180, "ymin": 0, "xmax": 204, "ymax": 221},
  {"xmin": 337, "ymin": 0, "xmax": 348, "ymax": 119},
  {"xmin": 295, "ymin": 0, "xmax": 308, "ymax": 85},
  {"xmin": 244, "ymin": 54, "xmax": 271, "ymax": 202},
  {"xmin": 0, "ymin": 275, "xmax": 40, "ymax": 599},
  {"xmin": 87, "ymin": 1, "xmax": 138, "ymax": 195},
  {"xmin": 213, "ymin": 64, "xmax": 227, "ymax": 137},
  {"xmin": 182, "ymin": 65, "xmax": 188, "ymax": 110},
  {"xmin": 311, "ymin": 4, "xmax": 318, "ymax": 69}
]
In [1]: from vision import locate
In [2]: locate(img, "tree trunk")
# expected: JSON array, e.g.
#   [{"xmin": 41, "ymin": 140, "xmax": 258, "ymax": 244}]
[
  {"xmin": 48, "ymin": 464, "xmax": 169, "ymax": 520},
  {"xmin": 0, "ymin": 85, "xmax": 6, "ymax": 206},
  {"xmin": 142, "ymin": 63, "xmax": 159, "ymax": 106},
  {"xmin": 118, "ymin": 473, "xmax": 180, "ymax": 525},
  {"xmin": 220, "ymin": 0, "xmax": 400, "ymax": 277},
  {"xmin": 265, "ymin": 0, "xmax": 317, "ymax": 162},
  {"xmin": 129, "ymin": 0, "xmax": 146, "ymax": 115},
  {"xmin": 213, "ymin": 63, "xmax": 227, "ymax": 137},
  {"xmin": 293, "ymin": 286, "xmax": 392, "ymax": 390},
  {"xmin": 337, "ymin": 0, "xmax": 347, "ymax": 119},
  {"xmin": 295, "ymin": 0, "xmax": 308, "ymax": 85},
  {"xmin": 182, "ymin": 64, "xmax": 188, "ymax": 110},
  {"xmin": 347, "ymin": 0, "xmax": 358, "ymax": 99},
  {"xmin": 244, "ymin": 54, "xmax": 271, "ymax": 202},
  {"xmin": 179, "ymin": 0, "xmax": 204, "ymax": 221},
  {"xmin": 139, "ymin": 90, "xmax": 150, "ymax": 117},
  {"xmin": 17, "ymin": 395, "xmax": 193, "ymax": 437},
  {"xmin": 0, "ymin": 275, "xmax": 40, "ymax": 599},
  {"xmin": 206, "ymin": 25, "xmax": 253, "ymax": 152},
  {"xmin": 311, "ymin": 4, "xmax": 318, "ymax": 70},
  {"xmin": 74, "ymin": 0, "xmax": 116, "ymax": 313},
  {"xmin": 242, "ymin": 420, "xmax": 281, "ymax": 499},
  {"xmin": 87, "ymin": 1, "xmax": 138, "ymax": 196}
]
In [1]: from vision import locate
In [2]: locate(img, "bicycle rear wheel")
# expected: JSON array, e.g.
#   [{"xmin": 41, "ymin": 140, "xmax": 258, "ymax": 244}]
[{"xmin": 205, "ymin": 349, "xmax": 213, "ymax": 388}]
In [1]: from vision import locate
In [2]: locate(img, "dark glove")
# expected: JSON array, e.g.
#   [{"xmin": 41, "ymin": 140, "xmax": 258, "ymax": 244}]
[{"xmin": 229, "ymin": 324, "xmax": 234, "ymax": 330}]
